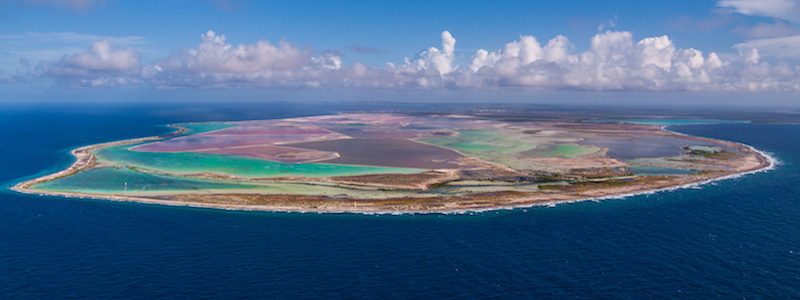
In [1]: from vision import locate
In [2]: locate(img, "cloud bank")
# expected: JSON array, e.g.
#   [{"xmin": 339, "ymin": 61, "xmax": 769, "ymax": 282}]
[
  {"xmin": 718, "ymin": 0, "xmax": 800, "ymax": 23},
  {"xmin": 20, "ymin": 29, "xmax": 800, "ymax": 91},
  {"xmin": 37, "ymin": 40, "xmax": 141, "ymax": 87},
  {"xmin": 142, "ymin": 30, "xmax": 315, "ymax": 88},
  {"xmin": 719, "ymin": 0, "xmax": 800, "ymax": 59}
]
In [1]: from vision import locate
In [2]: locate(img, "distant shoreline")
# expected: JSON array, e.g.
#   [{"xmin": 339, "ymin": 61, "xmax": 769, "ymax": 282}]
[{"xmin": 10, "ymin": 123, "xmax": 773, "ymax": 214}]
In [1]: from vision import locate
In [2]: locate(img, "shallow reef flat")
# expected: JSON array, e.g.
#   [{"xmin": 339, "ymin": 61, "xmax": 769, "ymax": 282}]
[{"xmin": 13, "ymin": 112, "xmax": 771, "ymax": 213}]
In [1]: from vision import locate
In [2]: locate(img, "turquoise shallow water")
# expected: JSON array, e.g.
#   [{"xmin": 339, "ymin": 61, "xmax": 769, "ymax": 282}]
[
  {"xmin": 96, "ymin": 144, "xmax": 423, "ymax": 178},
  {"xmin": 32, "ymin": 167, "xmax": 265, "ymax": 193},
  {"xmin": 178, "ymin": 122, "xmax": 236, "ymax": 134},
  {"xmin": 1, "ymin": 103, "xmax": 798, "ymax": 298}
]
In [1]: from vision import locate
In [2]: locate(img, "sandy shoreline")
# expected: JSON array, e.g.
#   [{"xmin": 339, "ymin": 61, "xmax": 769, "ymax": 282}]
[
  {"xmin": 10, "ymin": 125, "xmax": 774, "ymax": 214},
  {"xmin": 11, "ymin": 125, "xmax": 187, "ymax": 191}
]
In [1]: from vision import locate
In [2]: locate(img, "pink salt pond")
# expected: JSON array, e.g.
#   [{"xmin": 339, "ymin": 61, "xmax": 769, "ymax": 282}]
[{"xmin": 196, "ymin": 145, "xmax": 338, "ymax": 164}]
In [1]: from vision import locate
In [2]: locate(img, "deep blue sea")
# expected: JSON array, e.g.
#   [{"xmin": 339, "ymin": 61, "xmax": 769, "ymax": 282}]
[{"xmin": 1, "ymin": 103, "xmax": 798, "ymax": 299}]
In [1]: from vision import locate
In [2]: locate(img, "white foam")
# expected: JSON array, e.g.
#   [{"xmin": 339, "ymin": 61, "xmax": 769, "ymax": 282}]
[{"xmin": 536, "ymin": 143, "xmax": 777, "ymax": 209}]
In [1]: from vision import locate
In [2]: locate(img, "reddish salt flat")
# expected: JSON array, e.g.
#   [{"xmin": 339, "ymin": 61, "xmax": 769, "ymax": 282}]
[
  {"xmin": 245, "ymin": 133, "xmax": 345, "ymax": 144},
  {"xmin": 196, "ymin": 145, "xmax": 338, "ymax": 164},
  {"xmin": 293, "ymin": 113, "xmax": 414, "ymax": 125},
  {"xmin": 403, "ymin": 116, "xmax": 500, "ymax": 130},
  {"xmin": 132, "ymin": 133, "xmax": 347, "ymax": 153},
  {"xmin": 207, "ymin": 124, "xmax": 333, "ymax": 136},
  {"xmin": 226, "ymin": 120, "xmax": 282, "ymax": 126},
  {"xmin": 288, "ymin": 138, "xmax": 465, "ymax": 169},
  {"xmin": 317, "ymin": 125, "xmax": 451, "ymax": 139},
  {"xmin": 132, "ymin": 135, "xmax": 273, "ymax": 152},
  {"xmin": 133, "ymin": 114, "xmax": 501, "ymax": 156}
]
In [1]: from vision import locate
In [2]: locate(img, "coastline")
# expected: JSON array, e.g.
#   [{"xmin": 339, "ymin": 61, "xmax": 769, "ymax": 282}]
[
  {"xmin": 10, "ymin": 125, "xmax": 774, "ymax": 214},
  {"xmin": 11, "ymin": 125, "xmax": 188, "ymax": 192}
]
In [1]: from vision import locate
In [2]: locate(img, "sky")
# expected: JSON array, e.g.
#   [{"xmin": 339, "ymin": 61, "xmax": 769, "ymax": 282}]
[{"xmin": 1, "ymin": 0, "xmax": 799, "ymax": 106}]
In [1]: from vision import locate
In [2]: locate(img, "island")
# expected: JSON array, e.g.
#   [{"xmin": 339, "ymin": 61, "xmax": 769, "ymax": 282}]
[{"xmin": 12, "ymin": 112, "xmax": 771, "ymax": 213}]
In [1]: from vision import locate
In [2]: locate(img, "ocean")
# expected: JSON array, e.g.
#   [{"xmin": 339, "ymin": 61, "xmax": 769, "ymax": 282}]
[{"xmin": 1, "ymin": 102, "xmax": 798, "ymax": 298}]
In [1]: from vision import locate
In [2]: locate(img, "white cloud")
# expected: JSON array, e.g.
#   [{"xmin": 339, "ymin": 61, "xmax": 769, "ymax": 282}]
[
  {"xmin": 143, "ymin": 30, "xmax": 321, "ymax": 88},
  {"xmin": 11, "ymin": 29, "xmax": 800, "ymax": 92},
  {"xmin": 64, "ymin": 40, "xmax": 140, "ymax": 72},
  {"xmin": 457, "ymin": 30, "xmax": 796, "ymax": 91},
  {"xmin": 717, "ymin": 0, "xmax": 800, "ymax": 23},
  {"xmin": 717, "ymin": 0, "xmax": 800, "ymax": 58},
  {"xmin": 542, "ymin": 35, "xmax": 574, "ymax": 63},
  {"xmin": 597, "ymin": 15, "xmax": 618, "ymax": 32},
  {"xmin": 719, "ymin": 1, "xmax": 800, "ymax": 60},
  {"xmin": 140, "ymin": 30, "xmax": 465, "ymax": 89},
  {"xmin": 735, "ymin": 34, "xmax": 800, "ymax": 57},
  {"xmin": 38, "ymin": 40, "xmax": 141, "ymax": 87},
  {"xmin": 458, "ymin": 30, "xmax": 798, "ymax": 91},
  {"xmin": 462, "ymin": 34, "xmax": 571, "ymax": 87},
  {"xmin": 312, "ymin": 51, "xmax": 343, "ymax": 70},
  {"xmin": 394, "ymin": 30, "xmax": 457, "ymax": 77},
  {"xmin": 0, "ymin": 32, "xmax": 146, "ymax": 73},
  {"xmin": 164, "ymin": 30, "xmax": 311, "ymax": 73},
  {"xmin": 736, "ymin": 21, "xmax": 800, "ymax": 38}
]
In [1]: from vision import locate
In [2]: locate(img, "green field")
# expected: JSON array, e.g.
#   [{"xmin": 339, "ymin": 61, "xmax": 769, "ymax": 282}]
[
  {"xmin": 419, "ymin": 129, "xmax": 538, "ymax": 155},
  {"xmin": 419, "ymin": 129, "xmax": 600, "ymax": 171}
]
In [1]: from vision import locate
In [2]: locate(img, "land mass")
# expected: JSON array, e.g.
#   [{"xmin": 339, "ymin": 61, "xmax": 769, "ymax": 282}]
[{"xmin": 12, "ymin": 112, "xmax": 771, "ymax": 213}]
